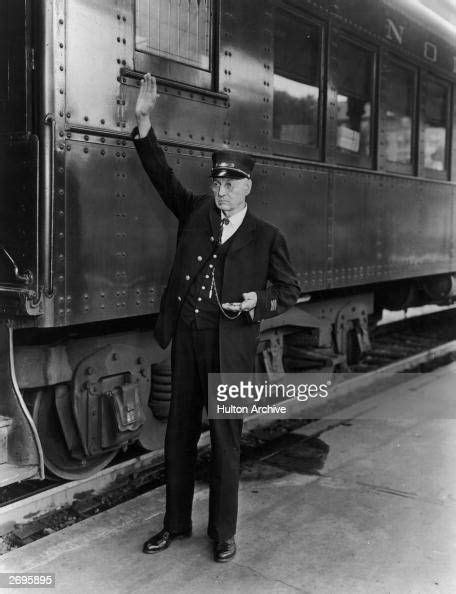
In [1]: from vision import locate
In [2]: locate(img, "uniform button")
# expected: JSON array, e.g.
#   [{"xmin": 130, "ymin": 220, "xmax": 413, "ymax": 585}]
[
  {"xmin": 177, "ymin": 296, "xmax": 182, "ymax": 302},
  {"xmin": 210, "ymin": 236, "xmax": 215, "ymax": 242},
  {"xmin": 197, "ymin": 256, "xmax": 202, "ymax": 262},
  {"xmin": 205, "ymin": 275, "xmax": 209, "ymax": 279},
  {"xmin": 209, "ymin": 264, "xmax": 213, "ymax": 269},
  {"xmin": 197, "ymin": 297, "xmax": 202, "ymax": 302},
  {"xmin": 195, "ymin": 309, "xmax": 199, "ymax": 313},
  {"xmin": 202, "ymin": 286, "xmax": 206, "ymax": 290},
  {"xmin": 213, "ymin": 254, "xmax": 217, "ymax": 259},
  {"xmin": 185, "ymin": 275, "xmax": 190, "ymax": 280}
]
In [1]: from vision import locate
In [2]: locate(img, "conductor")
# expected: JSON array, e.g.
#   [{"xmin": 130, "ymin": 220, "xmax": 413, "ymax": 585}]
[{"xmin": 134, "ymin": 74, "xmax": 300, "ymax": 562}]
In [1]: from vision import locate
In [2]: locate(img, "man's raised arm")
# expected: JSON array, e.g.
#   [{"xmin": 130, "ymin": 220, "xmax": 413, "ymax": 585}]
[{"xmin": 133, "ymin": 73, "xmax": 203, "ymax": 221}]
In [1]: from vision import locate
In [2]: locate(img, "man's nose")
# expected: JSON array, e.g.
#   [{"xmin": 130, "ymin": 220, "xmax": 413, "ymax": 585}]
[{"xmin": 217, "ymin": 184, "xmax": 227, "ymax": 196}]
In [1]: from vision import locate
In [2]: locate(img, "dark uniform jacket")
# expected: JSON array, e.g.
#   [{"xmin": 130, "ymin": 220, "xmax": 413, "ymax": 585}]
[{"xmin": 134, "ymin": 127, "xmax": 301, "ymax": 373}]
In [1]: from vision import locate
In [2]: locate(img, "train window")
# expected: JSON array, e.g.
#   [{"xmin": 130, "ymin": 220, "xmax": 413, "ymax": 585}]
[
  {"xmin": 381, "ymin": 59, "xmax": 416, "ymax": 175},
  {"xmin": 332, "ymin": 37, "xmax": 374, "ymax": 169},
  {"xmin": 421, "ymin": 75, "xmax": 450, "ymax": 178},
  {"xmin": 272, "ymin": 7, "xmax": 322, "ymax": 159},
  {"xmin": 135, "ymin": 0, "xmax": 214, "ymax": 89}
]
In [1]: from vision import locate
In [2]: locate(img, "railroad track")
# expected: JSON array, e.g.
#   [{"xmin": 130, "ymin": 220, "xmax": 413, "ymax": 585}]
[{"xmin": 1, "ymin": 307, "xmax": 456, "ymax": 554}]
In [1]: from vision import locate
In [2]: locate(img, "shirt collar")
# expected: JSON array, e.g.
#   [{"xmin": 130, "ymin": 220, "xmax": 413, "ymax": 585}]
[{"xmin": 222, "ymin": 205, "xmax": 247, "ymax": 226}]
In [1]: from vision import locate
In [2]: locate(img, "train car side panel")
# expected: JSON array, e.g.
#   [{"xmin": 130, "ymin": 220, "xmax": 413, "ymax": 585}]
[
  {"xmin": 331, "ymin": 171, "xmax": 380, "ymax": 288},
  {"xmin": 64, "ymin": 140, "xmax": 175, "ymax": 323},
  {"xmin": 64, "ymin": 141, "xmax": 229, "ymax": 326},
  {"xmin": 382, "ymin": 178, "xmax": 454, "ymax": 279},
  {"xmin": 248, "ymin": 162, "xmax": 329, "ymax": 293}
]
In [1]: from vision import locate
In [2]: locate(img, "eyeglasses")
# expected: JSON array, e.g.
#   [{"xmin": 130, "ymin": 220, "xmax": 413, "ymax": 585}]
[{"xmin": 210, "ymin": 179, "xmax": 239, "ymax": 195}]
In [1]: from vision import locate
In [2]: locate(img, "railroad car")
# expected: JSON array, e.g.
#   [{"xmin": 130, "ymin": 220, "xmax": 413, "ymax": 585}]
[{"xmin": 1, "ymin": 0, "xmax": 455, "ymax": 485}]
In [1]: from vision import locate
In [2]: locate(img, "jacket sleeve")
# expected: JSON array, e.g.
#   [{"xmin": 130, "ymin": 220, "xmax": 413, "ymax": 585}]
[
  {"xmin": 252, "ymin": 228, "xmax": 301, "ymax": 323},
  {"xmin": 133, "ymin": 126, "xmax": 205, "ymax": 221}
]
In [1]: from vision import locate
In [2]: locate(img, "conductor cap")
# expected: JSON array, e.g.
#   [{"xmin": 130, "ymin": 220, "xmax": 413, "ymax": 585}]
[{"xmin": 211, "ymin": 150, "xmax": 255, "ymax": 179}]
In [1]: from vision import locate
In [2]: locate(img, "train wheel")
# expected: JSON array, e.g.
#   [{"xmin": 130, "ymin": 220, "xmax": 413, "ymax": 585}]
[{"xmin": 27, "ymin": 388, "xmax": 119, "ymax": 481}]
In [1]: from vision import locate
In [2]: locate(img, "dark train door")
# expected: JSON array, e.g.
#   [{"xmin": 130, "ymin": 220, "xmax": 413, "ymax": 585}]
[{"xmin": 0, "ymin": 0, "xmax": 38, "ymax": 303}]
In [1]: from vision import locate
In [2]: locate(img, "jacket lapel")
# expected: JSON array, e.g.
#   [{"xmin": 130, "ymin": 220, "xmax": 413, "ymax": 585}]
[
  {"xmin": 209, "ymin": 201, "xmax": 220, "ymax": 241},
  {"xmin": 228, "ymin": 209, "xmax": 256, "ymax": 254}
]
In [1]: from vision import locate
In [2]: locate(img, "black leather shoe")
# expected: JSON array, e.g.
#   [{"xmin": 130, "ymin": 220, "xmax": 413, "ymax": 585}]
[
  {"xmin": 213, "ymin": 537, "xmax": 236, "ymax": 562},
  {"xmin": 143, "ymin": 528, "xmax": 192, "ymax": 554}
]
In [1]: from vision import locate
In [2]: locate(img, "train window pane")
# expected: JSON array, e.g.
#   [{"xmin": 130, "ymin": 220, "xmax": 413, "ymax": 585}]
[
  {"xmin": 422, "ymin": 78, "xmax": 448, "ymax": 172},
  {"xmin": 273, "ymin": 9, "xmax": 320, "ymax": 149},
  {"xmin": 334, "ymin": 39, "xmax": 373, "ymax": 162},
  {"xmin": 383, "ymin": 61, "xmax": 414, "ymax": 166},
  {"xmin": 136, "ymin": 0, "xmax": 212, "ymax": 70}
]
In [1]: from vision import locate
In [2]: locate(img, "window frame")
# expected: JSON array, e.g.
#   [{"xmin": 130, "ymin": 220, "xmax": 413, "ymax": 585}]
[
  {"xmin": 271, "ymin": 4, "xmax": 325, "ymax": 161},
  {"xmin": 379, "ymin": 53, "xmax": 418, "ymax": 177},
  {"xmin": 327, "ymin": 30, "xmax": 377, "ymax": 170},
  {"xmin": 419, "ymin": 71, "xmax": 452, "ymax": 181},
  {"xmin": 133, "ymin": 0, "xmax": 219, "ymax": 92}
]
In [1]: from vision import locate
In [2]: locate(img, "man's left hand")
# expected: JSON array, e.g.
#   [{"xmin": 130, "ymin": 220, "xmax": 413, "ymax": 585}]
[
  {"xmin": 240, "ymin": 292, "xmax": 257, "ymax": 312},
  {"xmin": 222, "ymin": 292, "xmax": 257, "ymax": 319}
]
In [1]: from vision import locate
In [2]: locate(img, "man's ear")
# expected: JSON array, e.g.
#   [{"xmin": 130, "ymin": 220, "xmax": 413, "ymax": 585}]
[{"xmin": 243, "ymin": 178, "xmax": 252, "ymax": 197}]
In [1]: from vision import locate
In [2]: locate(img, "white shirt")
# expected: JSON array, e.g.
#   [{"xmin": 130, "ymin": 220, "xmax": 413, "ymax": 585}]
[{"xmin": 220, "ymin": 205, "xmax": 247, "ymax": 244}]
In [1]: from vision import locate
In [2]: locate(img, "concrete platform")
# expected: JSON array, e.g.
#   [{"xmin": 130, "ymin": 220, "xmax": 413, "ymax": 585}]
[{"xmin": 1, "ymin": 365, "xmax": 456, "ymax": 593}]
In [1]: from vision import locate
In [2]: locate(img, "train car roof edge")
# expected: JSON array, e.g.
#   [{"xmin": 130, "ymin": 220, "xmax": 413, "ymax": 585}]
[{"xmin": 382, "ymin": 0, "xmax": 456, "ymax": 47}]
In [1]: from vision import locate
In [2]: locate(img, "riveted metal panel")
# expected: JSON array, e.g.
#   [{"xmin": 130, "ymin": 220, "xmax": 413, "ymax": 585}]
[
  {"xmin": 61, "ymin": 139, "xmax": 215, "ymax": 326},
  {"xmin": 331, "ymin": 171, "xmax": 381, "ymax": 287},
  {"xmin": 382, "ymin": 177, "xmax": 454, "ymax": 280},
  {"xmin": 65, "ymin": 0, "xmax": 227, "ymax": 149},
  {"xmin": 249, "ymin": 161, "xmax": 328, "ymax": 292},
  {"xmin": 65, "ymin": 0, "xmax": 134, "ymax": 131},
  {"xmin": 120, "ymin": 76, "xmax": 226, "ymax": 149},
  {"xmin": 218, "ymin": 0, "xmax": 274, "ymax": 154}
]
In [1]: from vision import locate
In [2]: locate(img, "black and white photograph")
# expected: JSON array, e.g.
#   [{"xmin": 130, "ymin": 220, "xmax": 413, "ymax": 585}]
[{"xmin": 0, "ymin": 0, "xmax": 455, "ymax": 592}]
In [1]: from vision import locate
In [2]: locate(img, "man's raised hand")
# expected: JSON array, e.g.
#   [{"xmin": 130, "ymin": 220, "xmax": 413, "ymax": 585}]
[{"xmin": 135, "ymin": 73, "xmax": 159, "ymax": 138}]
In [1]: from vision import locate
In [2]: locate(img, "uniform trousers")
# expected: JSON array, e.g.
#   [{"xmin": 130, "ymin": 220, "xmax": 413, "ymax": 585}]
[{"xmin": 163, "ymin": 319, "xmax": 244, "ymax": 541}]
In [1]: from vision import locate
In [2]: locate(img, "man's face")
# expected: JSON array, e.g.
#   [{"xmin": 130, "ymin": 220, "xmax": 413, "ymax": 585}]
[{"xmin": 210, "ymin": 177, "xmax": 252, "ymax": 216}]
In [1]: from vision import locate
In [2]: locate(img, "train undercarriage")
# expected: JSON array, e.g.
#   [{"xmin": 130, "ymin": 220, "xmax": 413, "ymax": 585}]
[{"xmin": 1, "ymin": 271, "xmax": 455, "ymax": 486}]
